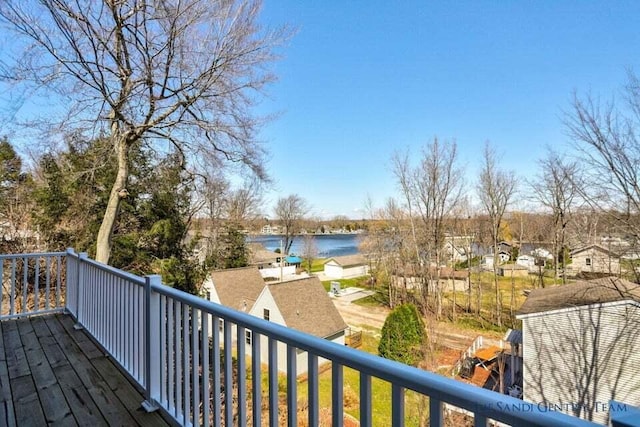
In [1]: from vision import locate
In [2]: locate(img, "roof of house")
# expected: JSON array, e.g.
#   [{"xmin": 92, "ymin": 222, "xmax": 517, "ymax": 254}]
[
  {"xmin": 267, "ymin": 277, "xmax": 348, "ymax": 338},
  {"xmin": 517, "ymin": 277, "xmax": 640, "ymax": 316},
  {"xmin": 208, "ymin": 266, "xmax": 266, "ymax": 311},
  {"xmin": 570, "ymin": 244, "xmax": 621, "ymax": 258},
  {"xmin": 324, "ymin": 254, "xmax": 367, "ymax": 268},
  {"xmin": 247, "ymin": 243, "xmax": 280, "ymax": 264},
  {"xmin": 504, "ymin": 328, "xmax": 523, "ymax": 345}
]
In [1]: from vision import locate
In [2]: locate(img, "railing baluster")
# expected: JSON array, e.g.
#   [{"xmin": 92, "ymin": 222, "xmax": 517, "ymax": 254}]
[
  {"xmin": 252, "ymin": 331, "xmax": 261, "ymax": 427},
  {"xmin": 224, "ymin": 320, "xmax": 232, "ymax": 427},
  {"xmin": 268, "ymin": 337, "xmax": 278, "ymax": 427},
  {"xmin": 139, "ymin": 285, "xmax": 145, "ymax": 384},
  {"xmin": 56, "ymin": 255, "xmax": 61, "ymax": 309},
  {"xmin": 287, "ymin": 345, "xmax": 297, "ymax": 427},
  {"xmin": 332, "ymin": 361, "xmax": 344, "ymax": 427},
  {"xmin": 34, "ymin": 258, "xmax": 40, "ymax": 311},
  {"xmin": 192, "ymin": 309, "xmax": 200, "ymax": 426},
  {"xmin": 0, "ymin": 259, "xmax": 4, "ymax": 315},
  {"xmin": 360, "ymin": 373, "xmax": 372, "ymax": 427},
  {"xmin": 10, "ymin": 258, "xmax": 15, "ymax": 315},
  {"xmin": 183, "ymin": 304, "xmax": 190, "ymax": 425},
  {"xmin": 308, "ymin": 354, "xmax": 319, "ymax": 427},
  {"xmin": 45, "ymin": 256, "xmax": 50, "ymax": 310},
  {"xmin": 429, "ymin": 397, "xmax": 443, "ymax": 427},
  {"xmin": 167, "ymin": 298, "xmax": 175, "ymax": 413},
  {"xmin": 237, "ymin": 326, "xmax": 247, "ymax": 427},
  {"xmin": 202, "ymin": 312, "xmax": 210, "ymax": 427},
  {"xmin": 392, "ymin": 384, "xmax": 405, "ymax": 426},
  {"xmin": 160, "ymin": 295, "xmax": 167, "ymax": 408},
  {"xmin": 175, "ymin": 301, "xmax": 182, "ymax": 420},
  {"xmin": 212, "ymin": 317, "xmax": 221, "ymax": 427},
  {"xmin": 22, "ymin": 256, "xmax": 27, "ymax": 313},
  {"xmin": 474, "ymin": 413, "xmax": 488, "ymax": 427}
]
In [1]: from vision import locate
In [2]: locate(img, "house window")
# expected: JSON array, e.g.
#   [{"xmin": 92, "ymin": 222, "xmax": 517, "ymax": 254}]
[
  {"xmin": 586, "ymin": 258, "xmax": 592, "ymax": 266},
  {"xmin": 245, "ymin": 330, "xmax": 252, "ymax": 345},
  {"xmin": 206, "ymin": 291, "xmax": 211, "ymax": 300},
  {"xmin": 263, "ymin": 308, "xmax": 270, "ymax": 321},
  {"xmin": 219, "ymin": 319, "xmax": 224, "ymax": 332}
]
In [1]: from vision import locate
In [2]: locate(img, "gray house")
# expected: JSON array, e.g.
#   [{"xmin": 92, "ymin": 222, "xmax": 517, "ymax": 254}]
[{"xmin": 516, "ymin": 277, "xmax": 640, "ymax": 424}]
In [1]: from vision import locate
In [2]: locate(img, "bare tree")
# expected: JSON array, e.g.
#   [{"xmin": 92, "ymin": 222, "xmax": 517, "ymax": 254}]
[
  {"xmin": 300, "ymin": 234, "xmax": 318, "ymax": 273},
  {"xmin": 477, "ymin": 142, "xmax": 516, "ymax": 327},
  {"xmin": 531, "ymin": 150, "xmax": 581, "ymax": 285},
  {"xmin": 565, "ymin": 73, "xmax": 640, "ymax": 278},
  {"xmin": 273, "ymin": 194, "xmax": 309, "ymax": 254},
  {"xmin": 0, "ymin": 0, "xmax": 287, "ymax": 263}
]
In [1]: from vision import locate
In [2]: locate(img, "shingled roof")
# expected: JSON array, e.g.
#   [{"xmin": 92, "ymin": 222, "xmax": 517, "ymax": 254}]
[
  {"xmin": 517, "ymin": 277, "xmax": 640, "ymax": 316},
  {"xmin": 267, "ymin": 277, "xmax": 348, "ymax": 338},
  {"xmin": 208, "ymin": 267, "xmax": 265, "ymax": 311},
  {"xmin": 324, "ymin": 254, "xmax": 367, "ymax": 267},
  {"xmin": 247, "ymin": 243, "xmax": 280, "ymax": 264}
]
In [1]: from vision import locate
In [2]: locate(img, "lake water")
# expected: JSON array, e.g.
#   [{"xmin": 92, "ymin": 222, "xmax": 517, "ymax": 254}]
[{"xmin": 247, "ymin": 234, "xmax": 363, "ymax": 257}]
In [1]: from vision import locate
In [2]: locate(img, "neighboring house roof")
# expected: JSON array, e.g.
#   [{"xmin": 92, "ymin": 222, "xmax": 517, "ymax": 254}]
[
  {"xmin": 504, "ymin": 328, "xmax": 522, "ymax": 345},
  {"xmin": 324, "ymin": 254, "xmax": 367, "ymax": 268},
  {"xmin": 517, "ymin": 277, "xmax": 640, "ymax": 316},
  {"xmin": 286, "ymin": 256, "xmax": 302, "ymax": 264},
  {"xmin": 208, "ymin": 267, "xmax": 266, "ymax": 311},
  {"xmin": 570, "ymin": 244, "xmax": 621, "ymax": 258},
  {"xmin": 247, "ymin": 243, "xmax": 280, "ymax": 264},
  {"xmin": 267, "ymin": 277, "xmax": 348, "ymax": 338}
]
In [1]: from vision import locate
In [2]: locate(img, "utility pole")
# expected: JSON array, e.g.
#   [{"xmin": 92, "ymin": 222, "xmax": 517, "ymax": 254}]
[{"xmin": 280, "ymin": 239, "xmax": 284, "ymax": 283}]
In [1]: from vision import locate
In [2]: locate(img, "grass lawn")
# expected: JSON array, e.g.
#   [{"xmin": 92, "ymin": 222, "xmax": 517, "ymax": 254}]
[
  {"xmin": 294, "ymin": 331, "xmax": 429, "ymax": 426},
  {"xmin": 321, "ymin": 276, "xmax": 370, "ymax": 292}
]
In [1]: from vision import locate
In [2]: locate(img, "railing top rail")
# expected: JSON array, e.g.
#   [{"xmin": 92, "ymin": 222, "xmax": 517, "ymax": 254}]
[
  {"xmin": 67, "ymin": 250, "xmax": 145, "ymax": 286},
  {"xmin": 0, "ymin": 251, "xmax": 66, "ymax": 259},
  {"xmin": 152, "ymin": 283, "xmax": 596, "ymax": 427}
]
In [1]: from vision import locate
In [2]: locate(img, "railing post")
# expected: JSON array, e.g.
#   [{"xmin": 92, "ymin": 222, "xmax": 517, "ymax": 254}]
[
  {"xmin": 74, "ymin": 252, "xmax": 88, "ymax": 330},
  {"xmin": 142, "ymin": 275, "xmax": 161, "ymax": 412}
]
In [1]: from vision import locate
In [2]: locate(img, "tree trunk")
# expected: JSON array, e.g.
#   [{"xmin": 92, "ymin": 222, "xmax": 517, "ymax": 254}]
[{"xmin": 96, "ymin": 138, "xmax": 129, "ymax": 264}]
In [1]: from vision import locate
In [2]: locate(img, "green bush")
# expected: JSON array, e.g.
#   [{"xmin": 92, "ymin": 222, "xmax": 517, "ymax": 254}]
[{"xmin": 378, "ymin": 303, "xmax": 427, "ymax": 366}]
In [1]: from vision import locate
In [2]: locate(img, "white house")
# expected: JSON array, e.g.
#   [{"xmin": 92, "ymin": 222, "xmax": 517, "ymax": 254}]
[
  {"xmin": 516, "ymin": 277, "xmax": 640, "ymax": 424},
  {"xmin": 516, "ymin": 254, "xmax": 536, "ymax": 269},
  {"xmin": 570, "ymin": 244, "xmax": 621, "ymax": 275},
  {"xmin": 250, "ymin": 277, "xmax": 348, "ymax": 374},
  {"xmin": 442, "ymin": 236, "xmax": 473, "ymax": 264},
  {"xmin": 323, "ymin": 254, "xmax": 369, "ymax": 279},
  {"xmin": 202, "ymin": 267, "xmax": 348, "ymax": 375}
]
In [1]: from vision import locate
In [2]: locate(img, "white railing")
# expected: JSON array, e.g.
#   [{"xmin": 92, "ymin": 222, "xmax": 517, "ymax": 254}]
[
  {"xmin": 0, "ymin": 251, "xmax": 67, "ymax": 319},
  {"xmin": 452, "ymin": 335, "xmax": 484, "ymax": 377},
  {"xmin": 7, "ymin": 250, "xmax": 601, "ymax": 426}
]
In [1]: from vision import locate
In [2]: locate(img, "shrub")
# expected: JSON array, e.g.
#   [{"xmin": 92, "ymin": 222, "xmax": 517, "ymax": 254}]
[{"xmin": 378, "ymin": 303, "xmax": 427, "ymax": 366}]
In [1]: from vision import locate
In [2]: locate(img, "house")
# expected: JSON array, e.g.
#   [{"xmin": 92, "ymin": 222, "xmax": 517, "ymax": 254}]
[
  {"xmin": 498, "ymin": 264, "xmax": 529, "ymax": 277},
  {"xmin": 442, "ymin": 235, "xmax": 473, "ymax": 264},
  {"xmin": 483, "ymin": 251, "xmax": 510, "ymax": 268},
  {"xmin": 202, "ymin": 267, "xmax": 348, "ymax": 374},
  {"xmin": 570, "ymin": 244, "xmax": 621, "ymax": 275},
  {"xmin": 323, "ymin": 254, "xmax": 369, "ymax": 279},
  {"xmin": 516, "ymin": 254, "xmax": 536, "ymax": 269},
  {"xmin": 516, "ymin": 277, "xmax": 640, "ymax": 424},
  {"xmin": 391, "ymin": 266, "xmax": 470, "ymax": 292},
  {"xmin": 247, "ymin": 243, "xmax": 296, "ymax": 279},
  {"xmin": 251, "ymin": 277, "xmax": 348, "ymax": 374}
]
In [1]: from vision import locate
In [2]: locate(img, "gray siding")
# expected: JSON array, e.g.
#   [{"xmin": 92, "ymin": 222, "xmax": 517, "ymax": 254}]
[{"xmin": 522, "ymin": 303, "xmax": 640, "ymax": 424}]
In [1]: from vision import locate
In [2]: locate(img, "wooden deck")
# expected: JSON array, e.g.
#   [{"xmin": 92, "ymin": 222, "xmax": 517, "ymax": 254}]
[{"xmin": 0, "ymin": 314, "xmax": 171, "ymax": 426}]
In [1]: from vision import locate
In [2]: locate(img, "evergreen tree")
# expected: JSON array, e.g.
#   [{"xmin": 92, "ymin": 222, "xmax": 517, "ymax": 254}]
[{"xmin": 378, "ymin": 303, "xmax": 427, "ymax": 366}]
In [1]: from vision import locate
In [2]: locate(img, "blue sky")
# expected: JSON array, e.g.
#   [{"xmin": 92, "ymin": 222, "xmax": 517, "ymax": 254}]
[{"xmin": 256, "ymin": 1, "xmax": 640, "ymax": 219}]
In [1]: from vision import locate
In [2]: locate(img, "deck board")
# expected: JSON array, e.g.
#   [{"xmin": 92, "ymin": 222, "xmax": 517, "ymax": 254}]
[{"xmin": 0, "ymin": 314, "xmax": 171, "ymax": 427}]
